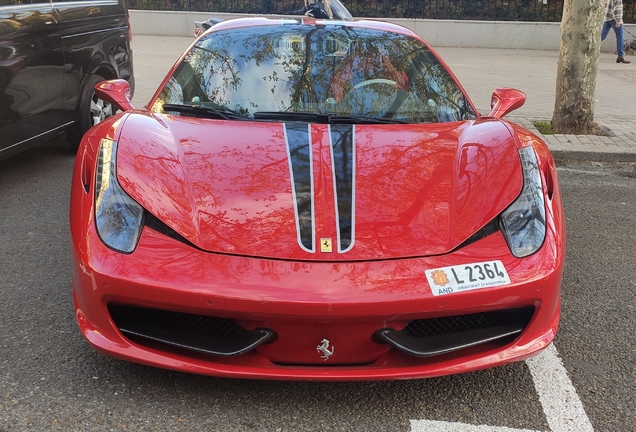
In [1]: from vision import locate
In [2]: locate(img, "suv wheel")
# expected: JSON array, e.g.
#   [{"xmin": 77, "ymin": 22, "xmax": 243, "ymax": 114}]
[{"xmin": 69, "ymin": 74, "xmax": 113, "ymax": 151}]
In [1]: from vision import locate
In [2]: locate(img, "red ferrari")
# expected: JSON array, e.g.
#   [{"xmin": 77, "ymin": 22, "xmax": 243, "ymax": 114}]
[{"xmin": 70, "ymin": 17, "xmax": 565, "ymax": 380}]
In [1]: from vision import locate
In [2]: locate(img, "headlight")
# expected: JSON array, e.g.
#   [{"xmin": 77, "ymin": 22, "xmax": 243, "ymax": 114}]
[
  {"xmin": 500, "ymin": 146, "xmax": 546, "ymax": 258},
  {"xmin": 94, "ymin": 139, "xmax": 144, "ymax": 253}
]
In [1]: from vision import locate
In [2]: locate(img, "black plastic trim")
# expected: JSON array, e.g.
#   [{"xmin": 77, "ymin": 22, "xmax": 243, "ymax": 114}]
[
  {"xmin": 144, "ymin": 212, "xmax": 196, "ymax": 248},
  {"xmin": 374, "ymin": 324, "xmax": 523, "ymax": 357},
  {"xmin": 373, "ymin": 307, "xmax": 534, "ymax": 357},
  {"xmin": 119, "ymin": 325, "xmax": 275, "ymax": 357},
  {"xmin": 109, "ymin": 305, "xmax": 276, "ymax": 357},
  {"xmin": 454, "ymin": 216, "xmax": 501, "ymax": 251}
]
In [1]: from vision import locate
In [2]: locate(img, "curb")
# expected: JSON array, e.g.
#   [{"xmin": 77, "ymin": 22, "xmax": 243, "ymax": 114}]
[
  {"xmin": 550, "ymin": 150, "xmax": 636, "ymax": 163},
  {"xmin": 510, "ymin": 117, "xmax": 636, "ymax": 162}
]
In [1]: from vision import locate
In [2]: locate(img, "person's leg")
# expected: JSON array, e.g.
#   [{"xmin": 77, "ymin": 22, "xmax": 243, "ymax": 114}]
[
  {"xmin": 601, "ymin": 20, "xmax": 613, "ymax": 41},
  {"xmin": 613, "ymin": 23, "xmax": 625, "ymax": 57}
]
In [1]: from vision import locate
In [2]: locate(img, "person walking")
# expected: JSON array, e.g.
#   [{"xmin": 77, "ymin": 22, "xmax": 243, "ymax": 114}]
[{"xmin": 602, "ymin": 0, "xmax": 631, "ymax": 64}]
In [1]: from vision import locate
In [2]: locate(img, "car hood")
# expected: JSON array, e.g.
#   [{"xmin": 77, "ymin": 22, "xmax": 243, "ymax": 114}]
[{"xmin": 116, "ymin": 113, "xmax": 522, "ymax": 260}]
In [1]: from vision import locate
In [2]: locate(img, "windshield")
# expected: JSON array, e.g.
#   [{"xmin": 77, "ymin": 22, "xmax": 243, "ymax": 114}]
[{"xmin": 151, "ymin": 24, "xmax": 476, "ymax": 124}]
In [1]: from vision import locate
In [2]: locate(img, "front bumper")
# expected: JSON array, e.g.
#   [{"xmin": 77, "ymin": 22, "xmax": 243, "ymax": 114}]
[{"xmin": 71, "ymin": 217, "xmax": 563, "ymax": 380}]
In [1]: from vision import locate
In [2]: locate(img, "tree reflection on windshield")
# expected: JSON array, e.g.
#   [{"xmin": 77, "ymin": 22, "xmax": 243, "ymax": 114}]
[{"xmin": 151, "ymin": 24, "xmax": 476, "ymax": 124}]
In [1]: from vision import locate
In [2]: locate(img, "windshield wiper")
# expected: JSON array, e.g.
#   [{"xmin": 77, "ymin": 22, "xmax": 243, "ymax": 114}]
[
  {"xmin": 162, "ymin": 104, "xmax": 246, "ymax": 121},
  {"xmin": 252, "ymin": 111, "xmax": 411, "ymax": 124}
]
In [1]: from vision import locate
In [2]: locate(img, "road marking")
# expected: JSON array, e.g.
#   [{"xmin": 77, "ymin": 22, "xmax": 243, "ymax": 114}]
[
  {"xmin": 410, "ymin": 420, "xmax": 542, "ymax": 432},
  {"xmin": 410, "ymin": 344, "xmax": 593, "ymax": 432},
  {"xmin": 526, "ymin": 344, "xmax": 594, "ymax": 432}
]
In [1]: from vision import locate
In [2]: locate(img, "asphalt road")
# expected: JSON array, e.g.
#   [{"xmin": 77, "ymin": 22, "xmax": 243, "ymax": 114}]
[
  {"xmin": 553, "ymin": 160, "xmax": 636, "ymax": 431},
  {"xmin": 0, "ymin": 138, "xmax": 635, "ymax": 431}
]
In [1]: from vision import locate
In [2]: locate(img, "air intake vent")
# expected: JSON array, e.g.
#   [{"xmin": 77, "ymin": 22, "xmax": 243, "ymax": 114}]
[
  {"xmin": 144, "ymin": 212, "xmax": 195, "ymax": 247},
  {"xmin": 374, "ymin": 307, "xmax": 534, "ymax": 357},
  {"xmin": 109, "ymin": 305, "xmax": 276, "ymax": 356}
]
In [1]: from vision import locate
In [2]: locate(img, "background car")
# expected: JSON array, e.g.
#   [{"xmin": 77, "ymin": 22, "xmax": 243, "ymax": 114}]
[
  {"xmin": 0, "ymin": 0, "xmax": 134, "ymax": 161},
  {"xmin": 194, "ymin": 0, "xmax": 354, "ymax": 37},
  {"xmin": 70, "ymin": 17, "xmax": 565, "ymax": 381}
]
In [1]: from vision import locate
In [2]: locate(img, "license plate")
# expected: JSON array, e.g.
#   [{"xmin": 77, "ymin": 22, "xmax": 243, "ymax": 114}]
[{"xmin": 425, "ymin": 260, "xmax": 511, "ymax": 296}]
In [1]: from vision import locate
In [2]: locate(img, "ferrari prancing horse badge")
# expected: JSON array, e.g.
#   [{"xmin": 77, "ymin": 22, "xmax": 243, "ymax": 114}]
[
  {"xmin": 317, "ymin": 339, "xmax": 334, "ymax": 361},
  {"xmin": 320, "ymin": 238, "xmax": 333, "ymax": 253}
]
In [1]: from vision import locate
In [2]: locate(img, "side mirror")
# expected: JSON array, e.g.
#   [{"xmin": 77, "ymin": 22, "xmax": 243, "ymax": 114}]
[
  {"xmin": 488, "ymin": 88, "xmax": 525, "ymax": 118},
  {"xmin": 94, "ymin": 79, "xmax": 135, "ymax": 112}
]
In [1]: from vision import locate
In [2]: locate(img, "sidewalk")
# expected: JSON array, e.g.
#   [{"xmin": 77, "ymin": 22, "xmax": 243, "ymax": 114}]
[
  {"xmin": 131, "ymin": 36, "xmax": 636, "ymax": 161},
  {"xmin": 436, "ymin": 47, "xmax": 636, "ymax": 162}
]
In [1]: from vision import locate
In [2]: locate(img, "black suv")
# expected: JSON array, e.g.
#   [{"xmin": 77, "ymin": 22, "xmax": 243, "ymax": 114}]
[{"xmin": 0, "ymin": 0, "xmax": 134, "ymax": 160}]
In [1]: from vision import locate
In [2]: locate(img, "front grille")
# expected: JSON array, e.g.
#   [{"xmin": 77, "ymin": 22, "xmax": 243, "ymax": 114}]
[
  {"xmin": 108, "ymin": 305, "xmax": 276, "ymax": 356},
  {"xmin": 405, "ymin": 307, "xmax": 534, "ymax": 338},
  {"xmin": 110, "ymin": 305, "xmax": 243, "ymax": 337},
  {"xmin": 374, "ymin": 307, "xmax": 535, "ymax": 358}
]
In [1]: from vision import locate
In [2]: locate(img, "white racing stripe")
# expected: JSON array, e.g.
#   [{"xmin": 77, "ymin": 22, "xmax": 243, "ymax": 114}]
[{"xmin": 410, "ymin": 344, "xmax": 592, "ymax": 432}]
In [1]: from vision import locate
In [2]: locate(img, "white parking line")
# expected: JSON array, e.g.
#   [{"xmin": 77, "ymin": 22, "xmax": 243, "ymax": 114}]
[
  {"xmin": 526, "ymin": 344, "xmax": 594, "ymax": 432},
  {"xmin": 410, "ymin": 420, "xmax": 543, "ymax": 432},
  {"xmin": 410, "ymin": 344, "xmax": 593, "ymax": 432}
]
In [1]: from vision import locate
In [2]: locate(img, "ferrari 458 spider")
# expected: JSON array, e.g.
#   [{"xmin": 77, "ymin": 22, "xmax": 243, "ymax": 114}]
[{"xmin": 70, "ymin": 17, "xmax": 565, "ymax": 380}]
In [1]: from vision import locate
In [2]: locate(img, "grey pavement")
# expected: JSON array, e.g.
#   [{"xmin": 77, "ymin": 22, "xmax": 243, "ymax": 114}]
[{"xmin": 131, "ymin": 35, "xmax": 636, "ymax": 161}]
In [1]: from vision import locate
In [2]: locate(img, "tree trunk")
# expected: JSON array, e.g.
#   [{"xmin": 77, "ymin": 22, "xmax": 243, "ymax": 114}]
[{"xmin": 551, "ymin": 0, "xmax": 605, "ymax": 134}]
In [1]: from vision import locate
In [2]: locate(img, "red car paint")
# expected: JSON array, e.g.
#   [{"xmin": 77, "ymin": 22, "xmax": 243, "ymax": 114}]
[
  {"xmin": 113, "ymin": 115, "xmax": 523, "ymax": 259},
  {"xmin": 70, "ymin": 18, "xmax": 565, "ymax": 380}
]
